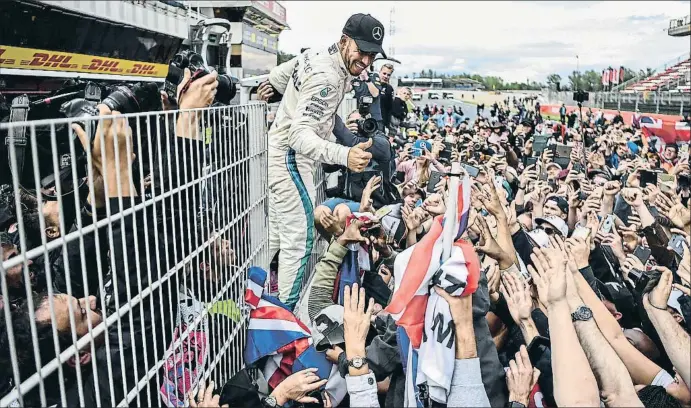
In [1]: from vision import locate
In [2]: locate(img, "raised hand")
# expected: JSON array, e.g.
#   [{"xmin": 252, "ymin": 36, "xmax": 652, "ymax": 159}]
[
  {"xmin": 528, "ymin": 247, "xmax": 568, "ymax": 307},
  {"xmin": 501, "ymin": 271, "xmax": 533, "ymax": 324}
]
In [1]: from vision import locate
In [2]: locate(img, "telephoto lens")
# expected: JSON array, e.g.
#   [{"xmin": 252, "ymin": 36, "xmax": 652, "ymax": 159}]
[
  {"xmin": 101, "ymin": 83, "xmax": 161, "ymax": 114},
  {"xmin": 215, "ymin": 74, "xmax": 238, "ymax": 105}
]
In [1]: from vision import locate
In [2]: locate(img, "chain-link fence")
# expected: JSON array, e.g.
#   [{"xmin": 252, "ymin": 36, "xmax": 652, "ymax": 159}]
[{"xmin": 0, "ymin": 103, "xmax": 268, "ymax": 406}]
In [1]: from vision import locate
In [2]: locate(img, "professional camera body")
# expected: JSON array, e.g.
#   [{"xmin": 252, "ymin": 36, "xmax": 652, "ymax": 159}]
[
  {"xmin": 164, "ymin": 18, "xmax": 238, "ymax": 106},
  {"xmin": 356, "ymin": 95, "xmax": 378, "ymax": 136}
]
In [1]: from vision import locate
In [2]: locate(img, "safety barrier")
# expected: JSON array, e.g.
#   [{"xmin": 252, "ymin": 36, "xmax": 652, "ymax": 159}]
[{"xmin": 0, "ymin": 103, "xmax": 269, "ymax": 406}]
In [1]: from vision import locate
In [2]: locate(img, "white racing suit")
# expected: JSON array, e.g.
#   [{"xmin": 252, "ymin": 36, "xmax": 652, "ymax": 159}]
[{"xmin": 267, "ymin": 43, "xmax": 353, "ymax": 310}]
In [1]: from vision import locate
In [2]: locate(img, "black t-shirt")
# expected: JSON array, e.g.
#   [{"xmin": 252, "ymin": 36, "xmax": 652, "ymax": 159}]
[
  {"xmin": 379, "ymin": 82, "xmax": 395, "ymax": 125},
  {"xmin": 351, "ymin": 74, "xmax": 383, "ymax": 121}
]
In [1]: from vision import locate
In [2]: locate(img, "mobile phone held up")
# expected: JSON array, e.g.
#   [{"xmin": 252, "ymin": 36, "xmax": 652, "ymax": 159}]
[
  {"xmin": 600, "ymin": 215, "xmax": 615, "ymax": 234},
  {"xmin": 669, "ymin": 234, "xmax": 687, "ymax": 257},
  {"xmin": 427, "ymin": 171, "xmax": 445, "ymax": 194}
]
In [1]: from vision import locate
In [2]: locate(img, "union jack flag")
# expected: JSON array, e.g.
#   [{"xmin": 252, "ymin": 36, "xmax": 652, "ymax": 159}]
[
  {"xmin": 385, "ymin": 176, "xmax": 481, "ymax": 405},
  {"xmin": 243, "ymin": 267, "xmax": 332, "ymax": 389}
]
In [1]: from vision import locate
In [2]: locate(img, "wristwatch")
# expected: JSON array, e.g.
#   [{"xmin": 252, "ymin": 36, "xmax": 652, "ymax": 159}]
[
  {"xmin": 261, "ymin": 395, "xmax": 278, "ymax": 408},
  {"xmin": 507, "ymin": 401, "xmax": 527, "ymax": 408},
  {"xmin": 347, "ymin": 356, "xmax": 367, "ymax": 369},
  {"xmin": 571, "ymin": 305, "xmax": 593, "ymax": 322}
]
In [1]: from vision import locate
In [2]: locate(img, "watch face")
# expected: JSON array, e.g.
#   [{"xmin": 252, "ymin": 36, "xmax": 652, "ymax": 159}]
[
  {"xmin": 263, "ymin": 396, "xmax": 277, "ymax": 408},
  {"xmin": 574, "ymin": 306, "xmax": 593, "ymax": 321},
  {"xmin": 351, "ymin": 356, "xmax": 364, "ymax": 368}
]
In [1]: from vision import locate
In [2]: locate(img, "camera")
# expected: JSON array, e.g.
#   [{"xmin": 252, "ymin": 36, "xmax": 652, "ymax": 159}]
[
  {"xmin": 573, "ymin": 90, "xmax": 589, "ymax": 103},
  {"xmin": 356, "ymin": 95, "xmax": 378, "ymax": 136},
  {"xmin": 164, "ymin": 49, "xmax": 237, "ymax": 106}
]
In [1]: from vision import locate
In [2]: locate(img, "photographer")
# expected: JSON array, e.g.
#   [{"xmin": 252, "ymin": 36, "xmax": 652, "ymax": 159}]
[
  {"xmin": 378, "ymin": 64, "xmax": 395, "ymax": 133},
  {"xmin": 351, "ymin": 69, "xmax": 384, "ymax": 131},
  {"xmin": 323, "ymin": 109, "xmax": 399, "ymax": 209}
]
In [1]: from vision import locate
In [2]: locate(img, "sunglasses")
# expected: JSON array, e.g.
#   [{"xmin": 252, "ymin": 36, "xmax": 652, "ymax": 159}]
[{"xmin": 537, "ymin": 225, "xmax": 557, "ymax": 236}]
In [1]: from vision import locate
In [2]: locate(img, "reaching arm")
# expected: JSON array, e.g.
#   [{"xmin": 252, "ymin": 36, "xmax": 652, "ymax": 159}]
[
  {"xmin": 268, "ymin": 56, "xmax": 299, "ymax": 95},
  {"xmin": 365, "ymin": 81, "xmax": 380, "ymax": 98},
  {"xmin": 643, "ymin": 268, "xmax": 691, "ymax": 387},
  {"xmin": 573, "ymin": 271, "xmax": 663, "ymax": 386},
  {"xmin": 645, "ymin": 303, "xmax": 691, "ymax": 388},
  {"xmin": 546, "ymin": 301, "xmax": 601, "ymax": 406},
  {"xmin": 288, "ymin": 72, "xmax": 352, "ymax": 166},
  {"xmin": 566, "ymin": 288, "xmax": 643, "ymax": 406}
]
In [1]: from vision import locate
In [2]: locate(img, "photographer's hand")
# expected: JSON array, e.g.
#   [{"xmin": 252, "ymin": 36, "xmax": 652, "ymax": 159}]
[
  {"xmin": 72, "ymin": 105, "xmax": 136, "ymax": 198},
  {"xmin": 256, "ymin": 80, "xmax": 275, "ymax": 102},
  {"xmin": 176, "ymin": 68, "xmax": 219, "ymax": 140}
]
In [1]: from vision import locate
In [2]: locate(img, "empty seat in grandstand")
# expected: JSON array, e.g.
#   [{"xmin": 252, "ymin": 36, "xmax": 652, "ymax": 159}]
[{"xmin": 625, "ymin": 57, "xmax": 691, "ymax": 92}]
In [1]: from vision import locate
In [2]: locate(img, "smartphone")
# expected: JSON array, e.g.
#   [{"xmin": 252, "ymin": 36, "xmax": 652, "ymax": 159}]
[
  {"xmin": 527, "ymin": 335, "xmax": 550, "ymax": 365},
  {"xmin": 639, "ymin": 170, "xmax": 659, "ymax": 188},
  {"xmin": 526, "ymin": 156, "xmax": 538, "ymax": 167},
  {"xmin": 461, "ymin": 163, "xmax": 481, "ymax": 178},
  {"xmin": 532, "ymin": 136, "xmax": 549, "ymax": 154},
  {"xmin": 427, "ymin": 171, "xmax": 445, "ymax": 194},
  {"xmin": 303, "ymin": 391, "xmax": 326, "ymax": 408},
  {"xmin": 669, "ymin": 234, "xmax": 686, "ymax": 257},
  {"xmin": 600, "ymin": 215, "xmax": 614, "ymax": 234},
  {"xmin": 395, "ymin": 171, "xmax": 406, "ymax": 184},
  {"xmin": 633, "ymin": 245, "xmax": 652, "ymax": 264},
  {"xmin": 548, "ymin": 179, "xmax": 558, "ymax": 193},
  {"xmin": 572, "ymin": 162, "xmax": 583, "ymax": 173},
  {"xmin": 572, "ymin": 226, "xmax": 591, "ymax": 240},
  {"xmin": 539, "ymin": 171, "xmax": 548, "ymax": 181},
  {"xmin": 659, "ymin": 182, "xmax": 675, "ymax": 194},
  {"xmin": 415, "ymin": 198, "xmax": 423, "ymax": 208},
  {"xmin": 629, "ymin": 268, "xmax": 651, "ymax": 293}
]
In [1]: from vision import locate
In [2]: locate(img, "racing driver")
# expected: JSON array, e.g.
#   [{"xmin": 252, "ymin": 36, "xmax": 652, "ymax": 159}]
[{"xmin": 259, "ymin": 13, "xmax": 387, "ymax": 310}]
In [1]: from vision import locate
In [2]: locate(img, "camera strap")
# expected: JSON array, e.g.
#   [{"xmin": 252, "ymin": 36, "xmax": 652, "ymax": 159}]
[{"xmin": 6, "ymin": 95, "xmax": 30, "ymax": 180}]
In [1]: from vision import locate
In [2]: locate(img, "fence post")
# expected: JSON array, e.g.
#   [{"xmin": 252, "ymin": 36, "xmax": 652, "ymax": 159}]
[
  {"xmin": 681, "ymin": 96, "xmax": 684, "ymax": 116},
  {"xmin": 635, "ymin": 93, "xmax": 639, "ymax": 111},
  {"xmin": 617, "ymin": 92, "xmax": 621, "ymax": 110},
  {"xmin": 655, "ymin": 92, "xmax": 660, "ymax": 114}
]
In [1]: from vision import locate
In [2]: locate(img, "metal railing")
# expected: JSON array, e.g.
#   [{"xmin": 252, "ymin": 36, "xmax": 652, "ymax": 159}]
[
  {"xmin": 0, "ymin": 103, "xmax": 269, "ymax": 406},
  {"xmin": 544, "ymin": 90, "xmax": 689, "ymax": 115}
]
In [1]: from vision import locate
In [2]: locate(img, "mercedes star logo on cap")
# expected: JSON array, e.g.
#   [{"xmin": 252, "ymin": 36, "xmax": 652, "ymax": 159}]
[{"xmin": 372, "ymin": 26, "xmax": 383, "ymax": 41}]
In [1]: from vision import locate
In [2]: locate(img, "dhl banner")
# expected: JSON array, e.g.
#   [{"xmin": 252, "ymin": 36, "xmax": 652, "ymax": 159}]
[{"xmin": 0, "ymin": 45, "xmax": 168, "ymax": 78}]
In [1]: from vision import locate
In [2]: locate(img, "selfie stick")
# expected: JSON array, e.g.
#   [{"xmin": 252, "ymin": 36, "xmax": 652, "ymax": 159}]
[{"xmin": 441, "ymin": 163, "xmax": 462, "ymax": 261}]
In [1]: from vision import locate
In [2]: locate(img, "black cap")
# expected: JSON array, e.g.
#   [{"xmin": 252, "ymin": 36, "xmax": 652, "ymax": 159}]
[{"xmin": 342, "ymin": 13, "xmax": 387, "ymax": 58}]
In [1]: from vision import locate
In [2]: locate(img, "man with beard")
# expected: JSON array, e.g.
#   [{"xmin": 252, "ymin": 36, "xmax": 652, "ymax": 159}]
[{"xmin": 260, "ymin": 13, "xmax": 387, "ymax": 310}]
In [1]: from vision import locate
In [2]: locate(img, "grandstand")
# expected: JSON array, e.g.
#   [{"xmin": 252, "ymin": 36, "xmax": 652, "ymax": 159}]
[
  {"xmin": 617, "ymin": 14, "xmax": 690, "ymax": 95},
  {"xmin": 621, "ymin": 55, "xmax": 690, "ymax": 94}
]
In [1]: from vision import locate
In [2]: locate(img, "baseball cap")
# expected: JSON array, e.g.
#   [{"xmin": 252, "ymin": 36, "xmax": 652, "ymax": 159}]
[
  {"xmin": 546, "ymin": 196, "xmax": 569, "ymax": 215},
  {"xmin": 342, "ymin": 14, "xmax": 387, "ymax": 58},
  {"xmin": 545, "ymin": 162, "xmax": 562, "ymax": 171},
  {"xmin": 412, "ymin": 139, "xmax": 432, "ymax": 157},
  {"xmin": 535, "ymin": 216, "xmax": 568, "ymax": 237},
  {"xmin": 312, "ymin": 305, "xmax": 346, "ymax": 351}
]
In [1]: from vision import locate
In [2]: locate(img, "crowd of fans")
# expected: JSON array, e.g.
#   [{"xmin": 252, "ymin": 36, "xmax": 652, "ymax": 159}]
[{"xmin": 1, "ymin": 11, "xmax": 690, "ymax": 408}]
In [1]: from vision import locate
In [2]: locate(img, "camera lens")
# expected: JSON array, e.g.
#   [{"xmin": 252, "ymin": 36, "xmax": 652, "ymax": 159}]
[
  {"xmin": 216, "ymin": 74, "xmax": 238, "ymax": 105},
  {"xmin": 101, "ymin": 86, "xmax": 140, "ymax": 113},
  {"xmin": 361, "ymin": 117, "xmax": 378, "ymax": 134}
]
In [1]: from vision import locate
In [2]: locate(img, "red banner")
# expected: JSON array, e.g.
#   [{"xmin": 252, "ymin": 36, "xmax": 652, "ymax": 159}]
[{"xmin": 540, "ymin": 104, "xmax": 689, "ymax": 143}]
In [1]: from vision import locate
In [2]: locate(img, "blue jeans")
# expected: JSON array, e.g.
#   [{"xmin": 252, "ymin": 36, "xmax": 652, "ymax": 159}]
[{"xmin": 320, "ymin": 197, "xmax": 361, "ymax": 213}]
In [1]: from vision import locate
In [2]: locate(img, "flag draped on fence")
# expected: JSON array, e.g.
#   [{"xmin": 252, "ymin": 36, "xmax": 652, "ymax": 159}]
[
  {"xmin": 385, "ymin": 176, "xmax": 481, "ymax": 406},
  {"xmin": 243, "ymin": 267, "xmax": 332, "ymax": 389}
]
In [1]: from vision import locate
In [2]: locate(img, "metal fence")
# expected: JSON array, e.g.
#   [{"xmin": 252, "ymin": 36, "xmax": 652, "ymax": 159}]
[
  {"xmin": 0, "ymin": 103, "xmax": 268, "ymax": 406},
  {"xmin": 544, "ymin": 90, "xmax": 689, "ymax": 115}
]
